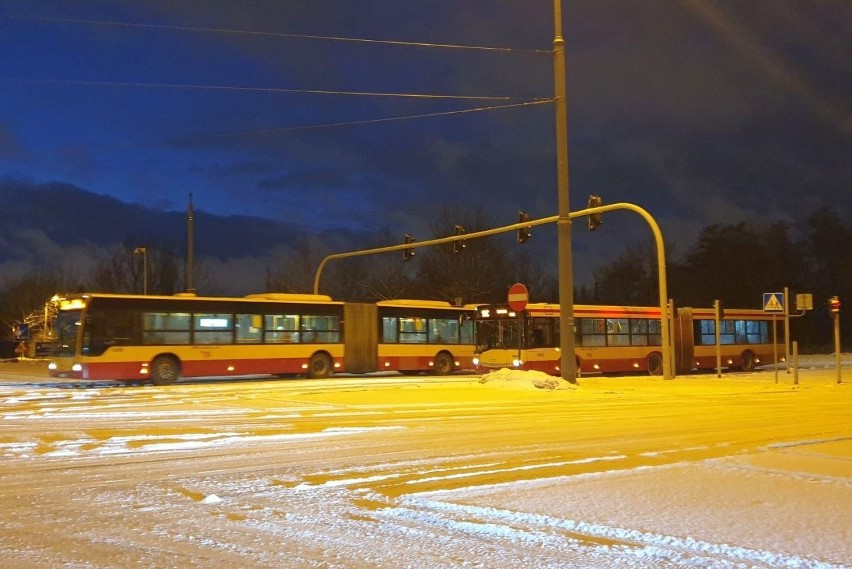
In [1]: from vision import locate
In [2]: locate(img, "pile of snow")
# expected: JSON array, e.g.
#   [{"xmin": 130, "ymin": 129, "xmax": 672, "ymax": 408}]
[
  {"xmin": 478, "ymin": 368, "xmax": 578, "ymax": 391},
  {"xmin": 200, "ymin": 494, "xmax": 222, "ymax": 504}
]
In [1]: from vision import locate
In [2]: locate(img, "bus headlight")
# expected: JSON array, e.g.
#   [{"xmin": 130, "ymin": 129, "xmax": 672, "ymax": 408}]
[
  {"xmin": 512, "ymin": 358, "xmax": 523, "ymax": 367},
  {"xmin": 71, "ymin": 363, "xmax": 82, "ymax": 372},
  {"xmin": 47, "ymin": 362, "xmax": 57, "ymax": 371},
  {"xmin": 472, "ymin": 357, "xmax": 480, "ymax": 366}
]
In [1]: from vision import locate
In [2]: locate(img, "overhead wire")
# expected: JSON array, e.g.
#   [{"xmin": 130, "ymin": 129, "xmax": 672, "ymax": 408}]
[
  {"xmin": 0, "ymin": 11, "xmax": 554, "ymax": 143},
  {"xmin": 172, "ymin": 100, "xmax": 555, "ymax": 143},
  {"xmin": 0, "ymin": 14, "xmax": 551, "ymax": 54},
  {"xmin": 1, "ymin": 77, "xmax": 521, "ymax": 101}
]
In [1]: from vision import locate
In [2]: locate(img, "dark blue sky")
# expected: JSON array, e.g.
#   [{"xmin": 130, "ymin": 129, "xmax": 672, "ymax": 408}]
[{"xmin": 1, "ymin": 1, "xmax": 850, "ymax": 288}]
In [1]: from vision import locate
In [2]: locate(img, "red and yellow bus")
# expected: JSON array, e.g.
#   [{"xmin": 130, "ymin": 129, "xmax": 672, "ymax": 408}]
[
  {"xmin": 343, "ymin": 299, "xmax": 476, "ymax": 375},
  {"xmin": 675, "ymin": 306, "xmax": 784, "ymax": 373},
  {"xmin": 473, "ymin": 302, "xmax": 783, "ymax": 376},
  {"xmin": 48, "ymin": 293, "xmax": 475, "ymax": 384}
]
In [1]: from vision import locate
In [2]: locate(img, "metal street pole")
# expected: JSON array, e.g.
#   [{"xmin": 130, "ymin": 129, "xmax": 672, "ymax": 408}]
[
  {"xmin": 133, "ymin": 247, "xmax": 148, "ymax": 295},
  {"xmin": 186, "ymin": 193, "xmax": 196, "ymax": 294},
  {"xmin": 714, "ymin": 299, "xmax": 722, "ymax": 378},
  {"xmin": 834, "ymin": 312, "xmax": 842, "ymax": 384},
  {"xmin": 553, "ymin": 0, "xmax": 577, "ymax": 383},
  {"xmin": 784, "ymin": 286, "xmax": 790, "ymax": 373}
]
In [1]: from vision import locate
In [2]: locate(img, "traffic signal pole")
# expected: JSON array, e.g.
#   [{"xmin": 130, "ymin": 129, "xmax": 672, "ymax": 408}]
[
  {"xmin": 312, "ymin": 202, "xmax": 674, "ymax": 382},
  {"xmin": 834, "ymin": 313, "xmax": 842, "ymax": 384},
  {"xmin": 830, "ymin": 296, "xmax": 842, "ymax": 384}
]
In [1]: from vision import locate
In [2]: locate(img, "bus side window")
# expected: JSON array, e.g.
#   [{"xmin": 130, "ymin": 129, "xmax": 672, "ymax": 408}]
[
  {"xmin": 301, "ymin": 314, "xmax": 341, "ymax": 343},
  {"xmin": 429, "ymin": 318, "xmax": 459, "ymax": 344},
  {"xmin": 144, "ymin": 312, "xmax": 191, "ymax": 345},
  {"xmin": 236, "ymin": 314, "xmax": 263, "ymax": 343},
  {"xmin": 460, "ymin": 318, "xmax": 474, "ymax": 344},
  {"xmin": 578, "ymin": 318, "xmax": 605, "ymax": 347},
  {"xmin": 382, "ymin": 317, "xmax": 398, "ymax": 343},
  {"xmin": 265, "ymin": 314, "xmax": 299, "ymax": 343},
  {"xmin": 399, "ymin": 317, "xmax": 427, "ymax": 343}
]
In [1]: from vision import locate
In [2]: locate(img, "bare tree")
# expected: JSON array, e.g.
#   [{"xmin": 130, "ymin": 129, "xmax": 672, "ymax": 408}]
[
  {"xmin": 509, "ymin": 250, "xmax": 558, "ymax": 303},
  {"xmin": 91, "ymin": 244, "xmax": 182, "ymax": 295},
  {"xmin": 591, "ymin": 241, "xmax": 658, "ymax": 306},
  {"xmin": 269, "ymin": 235, "xmax": 329, "ymax": 294},
  {"xmin": 0, "ymin": 271, "xmax": 69, "ymax": 341},
  {"xmin": 351, "ymin": 229, "xmax": 416, "ymax": 301},
  {"xmin": 415, "ymin": 208, "xmax": 514, "ymax": 305}
]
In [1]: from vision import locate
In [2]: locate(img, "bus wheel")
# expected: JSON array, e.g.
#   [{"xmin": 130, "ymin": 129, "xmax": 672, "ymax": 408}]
[
  {"xmin": 308, "ymin": 353, "xmax": 332, "ymax": 379},
  {"xmin": 740, "ymin": 350, "xmax": 756, "ymax": 372},
  {"xmin": 151, "ymin": 356, "xmax": 180, "ymax": 385},
  {"xmin": 433, "ymin": 352, "xmax": 454, "ymax": 375},
  {"xmin": 647, "ymin": 353, "xmax": 663, "ymax": 376}
]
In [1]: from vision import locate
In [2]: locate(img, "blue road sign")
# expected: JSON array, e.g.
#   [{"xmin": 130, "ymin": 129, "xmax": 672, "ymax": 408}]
[
  {"xmin": 13, "ymin": 322, "xmax": 29, "ymax": 340},
  {"xmin": 762, "ymin": 292, "xmax": 785, "ymax": 313}
]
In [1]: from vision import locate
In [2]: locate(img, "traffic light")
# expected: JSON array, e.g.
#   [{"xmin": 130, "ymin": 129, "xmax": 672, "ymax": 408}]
[
  {"xmin": 517, "ymin": 211, "xmax": 531, "ymax": 244},
  {"xmin": 452, "ymin": 225, "xmax": 466, "ymax": 253},
  {"xmin": 587, "ymin": 195, "xmax": 603, "ymax": 231},
  {"xmin": 829, "ymin": 295, "xmax": 841, "ymax": 316},
  {"xmin": 403, "ymin": 233, "xmax": 415, "ymax": 261},
  {"xmin": 714, "ymin": 299, "xmax": 725, "ymax": 320}
]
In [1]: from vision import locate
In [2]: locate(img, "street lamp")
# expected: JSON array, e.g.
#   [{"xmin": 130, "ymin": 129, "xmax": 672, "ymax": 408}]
[{"xmin": 133, "ymin": 247, "xmax": 148, "ymax": 295}]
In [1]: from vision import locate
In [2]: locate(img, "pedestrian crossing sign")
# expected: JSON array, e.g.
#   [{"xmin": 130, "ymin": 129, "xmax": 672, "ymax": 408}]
[{"xmin": 762, "ymin": 292, "xmax": 785, "ymax": 313}]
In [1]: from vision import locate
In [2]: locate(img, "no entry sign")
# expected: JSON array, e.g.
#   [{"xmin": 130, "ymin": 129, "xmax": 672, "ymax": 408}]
[{"xmin": 507, "ymin": 282, "xmax": 529, "ymax": 312}]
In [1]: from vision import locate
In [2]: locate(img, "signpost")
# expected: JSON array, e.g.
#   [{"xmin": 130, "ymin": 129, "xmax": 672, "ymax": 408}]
[
  {"xmin": 763, "ymin": 292, "xmax": 784, "ymax": 383},
  {"xmin": 786, "ymin": 289, "xmax": 814, "ymax": 378},
  {"xmin": 508, "ymin": 283, "xmax": 529, "ymax": 367},
  {"xmin": 829, "ymin": 296, "xmax": 842, "ymax": 384}
]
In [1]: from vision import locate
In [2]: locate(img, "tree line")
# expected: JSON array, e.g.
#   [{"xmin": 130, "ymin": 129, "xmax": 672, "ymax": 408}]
[
  {"xmin": 580, "ymin": 207, "xmax": 850, "ymax": 351},
  {"xmin": 269, "ymin": 206, "xmax": 848, "ymax": 351},
  {"xmin": 1, "ymin": 207, "xmax": 848, "ymax": 352}
]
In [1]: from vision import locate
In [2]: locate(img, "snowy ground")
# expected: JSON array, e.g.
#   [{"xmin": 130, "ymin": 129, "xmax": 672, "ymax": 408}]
[{"xmin": 0, "ymin": 355, "xmax": 849, "ymax": 568}]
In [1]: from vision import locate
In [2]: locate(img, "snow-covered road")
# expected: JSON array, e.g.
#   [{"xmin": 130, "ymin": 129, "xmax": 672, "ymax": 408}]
[{"xmin": 1, "ymin": 358, "xmax": 849, "ymax": 567}]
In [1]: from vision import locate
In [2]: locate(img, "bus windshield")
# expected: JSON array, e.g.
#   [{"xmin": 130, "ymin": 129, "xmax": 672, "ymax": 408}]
[
  {"xmin": 476, "ymin": 318, "xmax": 520, "ymax": 351},
  {"xmin": 54, "ymin": 310, "xmax": 82, "ymax": 357}
]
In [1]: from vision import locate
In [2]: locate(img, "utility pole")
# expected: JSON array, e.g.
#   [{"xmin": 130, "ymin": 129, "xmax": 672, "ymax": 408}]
[
  {"xmin": 186, "ymin": 193, "xmax": 196, "ymax": 294},
  {"xmin": 133, "ymin": 247, "xmax": 148, "ymax": 295},
  {"xmin": 553, "ymin": 1, "xmax": 577, "ymax": 383}
]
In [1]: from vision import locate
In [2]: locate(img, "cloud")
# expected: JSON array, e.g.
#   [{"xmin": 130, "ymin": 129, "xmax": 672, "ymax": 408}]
[
  {"xmin": 0, "ymin": 227, "xmax": 103, "ymax": 286},
  {"xmin": 0, "ymin": 123, "xmax": 24, "ymax": 158},
  {"xmin": 0, "ymin": 0, "xmax": 848, "ymax": 284}
]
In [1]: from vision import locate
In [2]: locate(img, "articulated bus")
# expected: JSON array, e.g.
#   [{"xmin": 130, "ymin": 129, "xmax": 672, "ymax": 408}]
[
  {"xmin": 48, "ymin": 293, "xmax": 475, "ymax": 384},
  {"xmin": 343, "ymin": 299, "xmax": 475, "ymax": 376},
  {"xmin": 675, "ymin": 306, "xmax": 783, "ymax": 373},
  {"xmin": 473, "ymin": 303, "xmax": 783, "ymax": 376}
]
